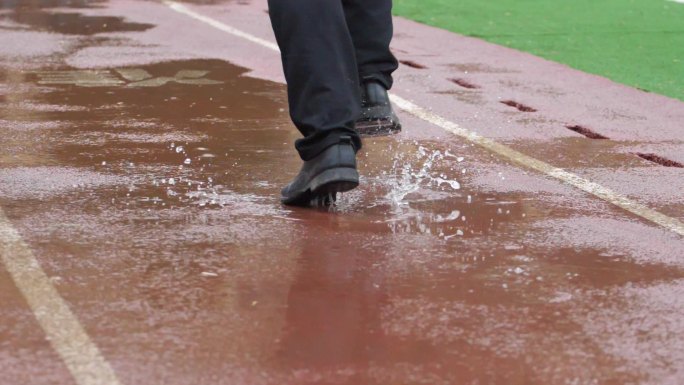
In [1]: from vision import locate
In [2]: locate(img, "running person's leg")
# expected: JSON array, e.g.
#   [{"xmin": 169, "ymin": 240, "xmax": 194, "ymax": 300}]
[
  {"xmin": 342, "ymin": 0, "xmax": 398, "ymax": 89},
  {"xmin": 268, "ymin": 0, "xmax": 362, "ymax": 205},
  {"xmin": 342, "ymin": 0, "xmax": 401, "ymax": 135},
  {"xmin": 268, "ymin": 0, "xmax": 362, "ymax": 160}
]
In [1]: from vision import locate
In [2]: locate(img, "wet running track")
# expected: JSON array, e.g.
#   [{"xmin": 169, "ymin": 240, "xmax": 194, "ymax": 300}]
[{"xmin": 1, "ymin": 1, "xmax": 683, "ymax": 385}]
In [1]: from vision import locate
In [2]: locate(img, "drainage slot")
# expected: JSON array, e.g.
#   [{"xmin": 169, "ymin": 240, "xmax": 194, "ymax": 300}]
[
  {"xmin": 565, "ymin": 125, "xmax": 609, "ymax": 140},
  {"xmin": 635, "ymin": 153, "xmax": 684, "ymax": 168},
  {"xmin": 400, "ymin": 60, "xmax": 427, "ymax": 69},
  {"xmin": 500, "ymin": 100, "xmax": 537, "ymax": 112},
  {"xmin": 450, "ymin": 78, "xmax": 480, "ymax": 89}
]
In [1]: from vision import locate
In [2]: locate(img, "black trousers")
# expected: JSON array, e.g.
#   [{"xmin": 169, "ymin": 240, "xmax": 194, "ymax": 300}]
[{"xmin": 268, "ymin": 0, "xmax": 398, "ymax": 160}]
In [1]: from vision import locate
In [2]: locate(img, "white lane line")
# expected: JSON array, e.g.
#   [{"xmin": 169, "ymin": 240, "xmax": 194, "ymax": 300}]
[
  {"xmin": 163, "ymin": 1, "xmax": 684, "ymax": 237},
  {"xmin": 0, "ymin": 209, "xmax": 122, "ymax": 385},
  {"xmin": 390, "ymin": 97, "xmax": 684, "ymax": 237},
  {"xmin": 165, "ymin": 1, "xmax": 280, "ymax": 52}
]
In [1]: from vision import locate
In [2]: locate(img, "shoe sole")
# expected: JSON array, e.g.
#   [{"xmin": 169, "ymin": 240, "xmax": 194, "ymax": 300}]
[
  {"xmin": 281, "ymin": 167, "xmax": 360, "ymax": 206},
  {"xmin": 355, "ymin": 118, "xmax": 402, "ymax": 137}
]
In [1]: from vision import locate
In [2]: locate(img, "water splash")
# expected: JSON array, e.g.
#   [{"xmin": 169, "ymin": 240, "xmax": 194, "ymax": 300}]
[
  {"xmin": 366, "ymin": 143, "xmax": 467, "ymax": 238},
  {"xmin": 384, "ymin": 145, "xmax": 462, "ymax": 208}
]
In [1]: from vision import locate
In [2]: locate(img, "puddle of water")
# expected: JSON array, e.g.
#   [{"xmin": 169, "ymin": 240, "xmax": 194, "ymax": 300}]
[
  {"xmin": 0, "ymin": 0, "xmax": 105, "ymax": 10},
  {"xmin": 2, "ymin": 53, "xmax": 684, "ymax": 385},
  {"xmin": 6, "ymin": 9, "xmax": 154, "ymax": 35}
]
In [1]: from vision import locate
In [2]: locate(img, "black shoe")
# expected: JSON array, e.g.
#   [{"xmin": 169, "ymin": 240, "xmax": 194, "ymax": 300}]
[
  {"xmin": 281, "ymin": 136, "xmax": 360, "ymax": 206},
  {"xmin": 355, "ymin": 80, "xmax": 402, "ymax": 136}
]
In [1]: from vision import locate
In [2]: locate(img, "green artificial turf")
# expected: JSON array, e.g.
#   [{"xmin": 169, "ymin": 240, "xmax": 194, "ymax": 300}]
[{"xmin": 394, "ymin": 0, "xmax": 684, "ymax": 101}]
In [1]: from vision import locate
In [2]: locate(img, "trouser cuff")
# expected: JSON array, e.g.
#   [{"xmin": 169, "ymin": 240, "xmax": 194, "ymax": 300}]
[{"xmin": 295, "ymin": 128, "xmax": 362, "ymax": 161}]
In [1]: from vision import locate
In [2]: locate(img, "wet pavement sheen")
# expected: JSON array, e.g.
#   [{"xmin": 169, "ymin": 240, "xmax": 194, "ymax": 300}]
[{"xmin": 1, "ymin": 2, "xmax": 684, "ymax": 385}]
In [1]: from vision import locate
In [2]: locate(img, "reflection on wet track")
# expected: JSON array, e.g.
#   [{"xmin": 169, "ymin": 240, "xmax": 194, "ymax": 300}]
[{"xmin": 1, "ymin": 2, "xmax": 684, "ymax": 385}]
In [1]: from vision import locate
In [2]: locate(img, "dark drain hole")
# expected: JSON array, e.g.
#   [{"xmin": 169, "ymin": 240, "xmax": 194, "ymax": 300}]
[
  {"xmin": 400, "ymin": 60, "xmax": 427, "ymax": 69},
  {"xmin": 635, "ymin": 153, "xmax": 684, "ymax": 168},
  {"xmin": 500, "ymin": 100, "xmax": 537, "ymax": 112},
  {"xmin": 565, "ymin": 125, "xmax": 609, "ymax": 140},
  {"xmin": 450, "ymin": 78, "xmax": 480, "ymax": 89}
]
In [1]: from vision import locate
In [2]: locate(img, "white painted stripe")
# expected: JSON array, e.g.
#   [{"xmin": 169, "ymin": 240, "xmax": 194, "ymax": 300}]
[
  {"xmin": 0, "ymin": 209, "xmax": 122, "ymax": 385},
  {"xmin": 389, "ymin": 96, "xmax": 684, "ymax": 236},
  {"xmin": 164, "ymin": 1, "xmax": 281, "ymax": 52},
  {"xmin": 163, "ymin": 1, "xmax": 684, "ymax": 237},
  {"xmin": 668, "ymin": 0, "xmax": 684, "ymax": 4}
]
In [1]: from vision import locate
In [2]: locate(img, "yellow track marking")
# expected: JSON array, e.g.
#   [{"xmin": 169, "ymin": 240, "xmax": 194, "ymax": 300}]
[{"xmin": 0, "ymin": 210, "xmax": 122, "ymax": 385}]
